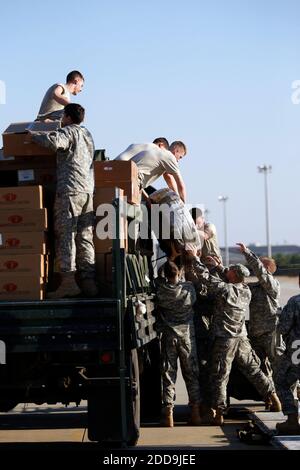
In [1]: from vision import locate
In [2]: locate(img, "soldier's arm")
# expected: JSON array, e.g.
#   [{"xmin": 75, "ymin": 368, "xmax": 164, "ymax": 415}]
[
  {"xmin": 278, "ymin": 298, "xmax": 297, "ymax": 339},
  {"xmin": 30, "ymin": 128, "xmax": 71, "ymax": 152},
  {"xmin": 241, "ymin": 247, "xmax": 279, "ymax": 297},
  {"xmin": 191, "ymin": 257, "xmax": 229, "ymax": 297}
]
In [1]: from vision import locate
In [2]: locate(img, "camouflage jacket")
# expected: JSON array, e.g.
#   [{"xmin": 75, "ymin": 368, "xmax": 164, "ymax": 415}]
[
  {"xmin": 243, "ymin": 248, "xmax": 280, "ymax": 337},
  {"xmin": 278, "ymin": 293, "xmax": 300, "ymax": 353},
  {"xmin": 191, "ymin": 258, "xmax": 251, "ymax": 338},
  {"xmin": 32, "ymin": 124, "xmax": 95, "ymax": 194},
  {"xmin": 155, "ymin": 278, "xmax": 196, "ymax": 336}
]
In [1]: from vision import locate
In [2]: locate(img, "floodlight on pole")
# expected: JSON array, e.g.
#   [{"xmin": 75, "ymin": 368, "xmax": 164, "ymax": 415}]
[
  {"xmin": 257, "ymin": 165, "xmax": 272, "ymax": 257},
  {"xmin": 218, "ymin": 195, "xmax": 229, "ymax": 266}
]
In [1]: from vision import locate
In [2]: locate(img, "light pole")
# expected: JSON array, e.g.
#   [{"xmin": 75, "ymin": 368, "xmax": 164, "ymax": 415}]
[
  {"xmin": 218, "ymin": 196, "xmax": 229, "ymax": 266},
  {"xmin": 257, "ymin": 165, "xmax": 272, "ymax": 257}
]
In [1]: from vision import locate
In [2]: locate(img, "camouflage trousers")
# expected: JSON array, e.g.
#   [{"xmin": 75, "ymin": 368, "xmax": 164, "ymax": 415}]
[
  {"xmin": 273, "ymin": 352, "xmax": 300, "ymax": 415},
  {"xmin": 54, "ymin": 193, "xmax": 95, "ymax": 277},
  {"xmin": 160, "ymin": 324, "xmax": 201, "ymax": 407},
  {"xmin": 250, "ymin": 332, "xmax": 276, "ymax": 387},
  {"xmin": 211, "ymin": 336, "xmax": 274, "ymax": 411}
]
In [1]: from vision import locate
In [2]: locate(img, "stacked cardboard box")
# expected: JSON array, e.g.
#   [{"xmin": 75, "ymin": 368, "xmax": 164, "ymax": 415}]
[
  {"xmin": 0, "ymin": 186, "xmax": 48, "ymax": 300},
  {"xmin": 94, "ymin": 161, "xmax": 141, "ymax": 205},
  {"xmin": 94, "ymin": 187, "xmax": 127, "ymax": 294}
]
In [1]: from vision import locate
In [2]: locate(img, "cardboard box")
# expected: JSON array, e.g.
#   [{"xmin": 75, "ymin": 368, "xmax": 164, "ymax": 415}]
[
  {"xmin": 0, "ymin": 148, "xmax": 56, "ymax": 169},
  {"xmin": 94, "ymin": 161, "xmax": 140, "ymax": 205},
  {"xmin": 0, "ymin": 231, "xmax": 47, "ymax": 254},
  {"xmin": 17, "ymin": 168, "xmax": 57, "ymax": 187},
  {"xmin": 0, "ymin": 186, "xmax": 44, "ymax": 209},
  {"xmin": 0, "ymin": 209, "xmax": 47, "ymax": 232},
  {"xmin": 94, "ymin": 160, "xmax": 138, "ymax": 182},
  {"xmin": 0, "ymin": 254, "xmax": 46, "ymax": 277},
  {"xmin": 0, "ymin": 276, "xmax": 45, "ymax": 300},
  {"xmin": 94, "ymin": 187, "xmax": 124, "ymax": 208},
  {"xmin": 94, "ymin": 214, "xmax": 128, "ymax": 253},
  {"xmin": 2, "ymin": 121, "xmax": 59, "ymax": 157}
]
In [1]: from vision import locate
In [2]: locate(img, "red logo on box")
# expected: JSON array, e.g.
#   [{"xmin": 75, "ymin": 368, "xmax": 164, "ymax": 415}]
[
  {"xmin": 8, "ymin": 215, "xmax": 23, "ymax": 224},
  {"xmin": 4, "ymin": 260, "xmax": 18, "ymax": 270},
  {"xmin": 5, "ymin": 238, "xmax": 20, "ymax": 247},
  {"xmin": 3, "ymin": 283, "xmax": 17, "ymax": 292},
  {"xmin": 2, "ymin": 193, "xmax": 17, "ymax": 202}
]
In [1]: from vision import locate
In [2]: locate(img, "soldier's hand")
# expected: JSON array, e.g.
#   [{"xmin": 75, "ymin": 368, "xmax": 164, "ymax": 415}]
[{"xmin": 236, "ymin": 242, "xmax": 247, "ymax": 253}]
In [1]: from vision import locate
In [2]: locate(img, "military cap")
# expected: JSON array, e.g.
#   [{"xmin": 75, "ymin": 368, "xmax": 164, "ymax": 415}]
[{"xmin": 229, "ymin": 263, "xmax": 250, "ymax": 278}]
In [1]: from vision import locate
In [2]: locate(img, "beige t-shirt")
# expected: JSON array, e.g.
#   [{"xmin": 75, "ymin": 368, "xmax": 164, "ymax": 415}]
[
  {"xmin": 37, "ymin": 83, "xmax": 70, "ymax": 121},
  {"xmin": 201, "ymin": 223, "xmax": 222, "ymax": 261},
  {"xmin": 115, "ymin": 143, "xmax": 156, "ymax": 161},
  {"xmin": 129, "ymin": 145, "xmax": 180, "ymax": 188}
]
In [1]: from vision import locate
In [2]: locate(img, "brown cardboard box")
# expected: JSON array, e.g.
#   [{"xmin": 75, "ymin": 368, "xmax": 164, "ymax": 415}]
[
  {"xmin": 2, "ymin": 121, "xmax": 59, "ymax": 157},
  {"xmin": 17, "ymin": 168, "xmax": 57, "ymax": 187},
  {"xmin": 94, "ymin": 187, "xmax": 124, "ymax": 208},
  {"xmin": 0, "ymin": 231, "xmax": 47, "ymax": 254},
  {"xmin": 0, "ymin": 209, "xmax": 47, "ymax": 232},
  {"xmin": 94, "ymin": 160, "xmax": 138, "ymax": 182},
  {"xmin": 94, "ymin": 161, "xmax": 140, "ymax": 205},
  {"xmin": 95, "ymin": 180, "xmax": 141, "ymax": 205},
  {"xmin": 0, "ymin": 276, "xmax": 45, "ymax": 300},
  {"xmin": 94, "ymin": 215, "xmax": 128, "ymax": 253},
  {"xmin": 0, "ymin": 254, "xmax": 46, "ymax": 277},
  {"xmin": 0, "ymin": 148, "xmax": 56, "ymax": 169},
  {"xmin": 0, "ymin": 186, "xmax": 43, "ymax": 209}
]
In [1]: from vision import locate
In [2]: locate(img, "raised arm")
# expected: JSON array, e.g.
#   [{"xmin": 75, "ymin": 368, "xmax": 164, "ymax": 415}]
[
  {"xmin": 236, "ymin": 243, "xmax": 279, "ymax": 298},
  {"xmin": 29, "ymin": 128, "xmax": 72, "ymax": 152}
]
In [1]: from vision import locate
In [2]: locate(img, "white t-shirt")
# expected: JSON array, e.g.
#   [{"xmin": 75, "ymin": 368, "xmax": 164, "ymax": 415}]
[
  {"xmin": 115, "ymin": 143, "xmax": 180, "ymax": 188},
  {"xmin": 115, "ymin": 143, "xmax": 155, "ymax": 161}
]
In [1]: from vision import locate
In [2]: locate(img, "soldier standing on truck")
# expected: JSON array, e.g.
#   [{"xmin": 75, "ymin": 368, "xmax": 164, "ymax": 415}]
[
  {"xmin": 185, "ymin": 253, "xmax": 282, "ymax": 425},
  {"xmin": 237, "ymin": 243, "xmax": 280, "ymax": 410},
  {"xmin": 115, "ymin": 140, "xmax": 187, "ymax": 202},
  {"xmin": 27, "ymin": 103, "xmax": 98, "ymax": 298},
  {"xmin": 155, "ymin": 260, "xmax": 202, "ymax": 427},
  {"xmin": 274, "ymin": 274, "xmax": 300, "ymax": 435},
  {"xmin": 36, "ymin": 70, "xmax": 84, "ymax": 122}
]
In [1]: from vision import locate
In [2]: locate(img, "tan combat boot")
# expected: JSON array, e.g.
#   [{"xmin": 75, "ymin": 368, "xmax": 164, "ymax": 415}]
[
  {"xmin": 214, "ymin": 408, "xmax": 224, "ymax": 425},
  {"xmin": 81, "ymin": 278, "xmax": 99, "ymax": 297},
  {"xmin": 187, "ymin": 403, "xmax": 202, "ymax": 426},
  {"xmin": 268, "ymin": 392, "xmax": 282, "ymax": 412},
  {"xmin": 160, "ymin": 405, "xmax": 174, "ymax": 427},
  {"xmin": 47, "ymin": 272, "xmax": 81, "ymax": 299},
  {"xmin": 276, "ymin": 413, "xmax": 300, "ymax": 435}
]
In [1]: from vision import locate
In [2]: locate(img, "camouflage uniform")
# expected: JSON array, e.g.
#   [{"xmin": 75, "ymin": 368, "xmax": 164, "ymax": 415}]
[
  {"xmin": 155, "ymin": 278, "xmax": 201, "ymax": 407},
  {"xmin": 191, "ymin": 258, "xmax": 275, "ymax": 411},
  {"xmin": 243, "ymin": 248, "xmax": 280, "ymax": 381},
  {"xmin": 274, "ymin": 294, "xmax": 300, "ymax": 415},
  {"xmin": 32, "ymin": 125, "xmax": 96, "ymax": 278}
]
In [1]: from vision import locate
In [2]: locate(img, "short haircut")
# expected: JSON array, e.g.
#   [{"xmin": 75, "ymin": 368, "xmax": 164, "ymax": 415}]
[
  {"xmin": 260, "ymin": 257, "xmax": 277, "ymax": 274},
  {"xmin": 169, "ymin": 141, "xmax": 187, "ymax": 155},
  {"xmin": 190, "ymin": 207, "xmax": 203, "ymax": 222},
  {"xmin": 66, "ymin": 70, "xmax": 84, "ymax": 83},
  {"xmin": 164, "ymin": 260, "xmax": 180, "ymax": 280},
  {"xmin": 153, "ymin": 137, "xmax": 169, "ymax": 148},
  {"xmin": 64, "ymin": 103, "xmax": 85, "ymax": 124}
]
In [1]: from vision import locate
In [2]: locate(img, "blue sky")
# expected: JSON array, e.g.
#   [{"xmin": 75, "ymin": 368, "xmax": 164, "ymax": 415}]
[{"xmin": 1, "ymin": 0, "xmax": 300, "ymax": 248}]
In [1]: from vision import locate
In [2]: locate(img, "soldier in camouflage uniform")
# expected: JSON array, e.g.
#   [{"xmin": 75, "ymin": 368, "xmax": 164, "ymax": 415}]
[
  {"xmin": 155, "ymin": 260, "xmax": 202, "ymax": 427},
  {"xmin": 29, "ymin": 103, "xmax": 98, "ymax": 298},
  {"xmin": 237, "ymin": 243, "xmax": 280, "ymax": 408},
  {"xmin": 188, "ymin": 255, "xmax": 281, "ymax": 425},
  {"xmin": 274, "ymin": 280, "xmax": 300, "ymax": 435}
]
